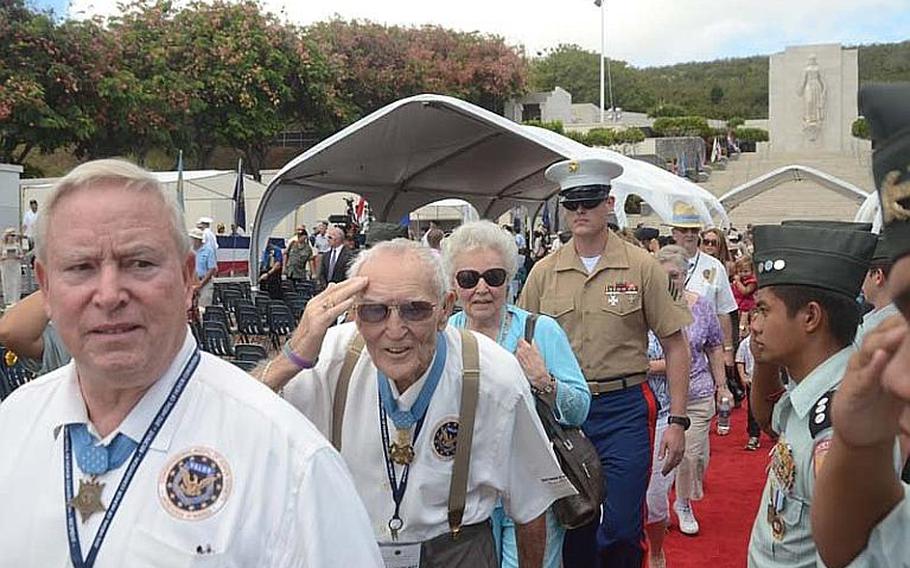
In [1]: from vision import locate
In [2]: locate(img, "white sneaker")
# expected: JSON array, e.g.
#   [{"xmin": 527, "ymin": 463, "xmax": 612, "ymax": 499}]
[{"xmin": 675, "ymin": 504, "xmax": 700, "ymax": 536}]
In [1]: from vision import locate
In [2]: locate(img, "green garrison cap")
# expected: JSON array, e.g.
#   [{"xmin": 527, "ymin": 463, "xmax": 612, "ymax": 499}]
[
  {"xmin": 753, "ymin": 225, "xmax": 877, "ymax": 299},
  {"xmin": 780, "ymin": 220, "xmax": 873, "ymax": 232},
  {"xmin": 860, "ymin": 83, "xmax": 910, "ymax": 261},
  {"xmin": 545, "ymin": 158, "xmax": 623, "ymax": 203},
  {"xmin": 871, "ymin": 235, "xmax": 895, "ymax": 264}
]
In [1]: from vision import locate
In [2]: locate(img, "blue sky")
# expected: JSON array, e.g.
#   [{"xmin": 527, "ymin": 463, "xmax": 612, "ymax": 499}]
[{"xmin": 63, "ymin": 0, "xmax": 910, "ymax": 67}]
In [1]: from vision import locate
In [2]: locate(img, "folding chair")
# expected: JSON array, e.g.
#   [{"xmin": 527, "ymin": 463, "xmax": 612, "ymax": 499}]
[
  {"xmin": 231, "ymin": 359, "xmax": 259, "ymax": 373},
  {"xmin": 201, "ymin": 321, "xmax": 234, "ymax": 358},
  {"xmin": 236, "ymin": 304, "xmax": 267, "ymax": 342},
  {"xmin": 267, "ymin": 301, "xmax": 297, "ymax": 349},
  {"xmin": 234, "ymin": 343, "xmax": 268, "ymax": 363},
  {"xmin": 202, "ymin": 305, "xmax": 231, "ymax": 331}
]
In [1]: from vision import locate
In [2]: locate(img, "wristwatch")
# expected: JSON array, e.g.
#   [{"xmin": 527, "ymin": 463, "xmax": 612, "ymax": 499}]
[{"xmin": 667, "ymin": 415, "xmax": 691, "ymax": 430}]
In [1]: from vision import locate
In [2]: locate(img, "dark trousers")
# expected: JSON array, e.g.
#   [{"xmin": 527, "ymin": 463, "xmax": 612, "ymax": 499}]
[
  {"xmin": 745, "ymin": 385, "xmax": 761, "ymax": 438},
  {"xmin": 563, "ymin": 384, "xmax": 656, "ymax": 568}
]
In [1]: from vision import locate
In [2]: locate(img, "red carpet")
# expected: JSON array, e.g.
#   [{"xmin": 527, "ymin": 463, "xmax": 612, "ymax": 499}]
[{"xmin": 661, "ymin": 404, "xmax": 770, "ymax": 567}]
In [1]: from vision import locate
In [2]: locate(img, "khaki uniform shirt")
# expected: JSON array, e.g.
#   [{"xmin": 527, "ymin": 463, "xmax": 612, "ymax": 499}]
[
  {"xmin": 747, "ymin": 347, "xmax": 852, "ymax": 568},
  {"xmin": 518, "ymin": 234, "xmax": 691, "ymax": 380}
]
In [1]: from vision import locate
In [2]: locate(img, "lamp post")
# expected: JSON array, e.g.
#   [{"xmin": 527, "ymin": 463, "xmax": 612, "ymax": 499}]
[{"xmin": 594, "ymin": 0, "xmax": 616, "ymax": 122}]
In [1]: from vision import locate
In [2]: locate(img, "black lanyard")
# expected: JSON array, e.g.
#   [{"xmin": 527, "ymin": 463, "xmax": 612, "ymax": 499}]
[
  {"xmin": 684, "ymin": 252, "xmax": 700, "ymax": 287},
  {"xmin": 378, "ymin": 396, "xmax": 426, "ymax": 540},
  {"xmin": 64, "ymin": 349, "xmax": 201, "ymax": 568}
]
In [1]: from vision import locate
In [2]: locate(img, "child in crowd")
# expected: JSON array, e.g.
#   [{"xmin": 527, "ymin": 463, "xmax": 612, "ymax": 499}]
[
  {"xmin": 731, "ymin": 255, "xmax": 757, "ymax": 339},
  {"xmin": 735, "ymin": 320, "xmax": 761, "ymax": 451}
]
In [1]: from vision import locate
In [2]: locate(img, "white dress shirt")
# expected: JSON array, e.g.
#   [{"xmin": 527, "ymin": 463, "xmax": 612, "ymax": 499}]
[
  {"xmin": 685, "ymin": 251, "xmax": 737, "ymax": 315},
  {"xmin": 283, "ymin": 323, "xmax": 576, "ymax": 543},
  {"xmin": 0, "ymin": 330, "xmax": 382, "ymax": 567}
]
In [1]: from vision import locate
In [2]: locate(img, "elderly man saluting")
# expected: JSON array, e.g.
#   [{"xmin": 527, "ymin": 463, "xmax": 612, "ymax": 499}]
[
  {"xmin": 0, "ymin": 159, "xmax": 382, "ymax": 567},
  {"xmin": 259, "ymin": 238, "xmax": 575, "ymax": 568}
]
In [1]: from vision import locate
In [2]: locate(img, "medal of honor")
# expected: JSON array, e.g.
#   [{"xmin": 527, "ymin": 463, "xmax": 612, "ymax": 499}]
[
  {"xmin": 69, "ymin": 477, "xmax": 107, "ymax": 523},
  {"xmin": 389, "ymin": 429, "xmax": 414, "ymax": 465}
]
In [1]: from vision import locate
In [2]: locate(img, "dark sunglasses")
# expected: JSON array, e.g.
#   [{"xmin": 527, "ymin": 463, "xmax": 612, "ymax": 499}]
[
  {"xmin": 355, "ymin": 301, "xmax": 437, "ymax": 323},
  {"xmin": 561, "ymin": 199, "xmax": 605, "ymax": 212},
  {"xmin": 702, "ymin": 239, "xmax": 718, "ymax": 246},
  {"xmin": 455, "ymin": 268, "xmax": 508, "ymax": 289}
]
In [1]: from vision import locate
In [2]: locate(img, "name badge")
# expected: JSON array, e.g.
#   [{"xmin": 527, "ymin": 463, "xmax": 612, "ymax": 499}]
[{"xmin": 380, "ymin": 543, "xmax": 421, "ymax": 568}]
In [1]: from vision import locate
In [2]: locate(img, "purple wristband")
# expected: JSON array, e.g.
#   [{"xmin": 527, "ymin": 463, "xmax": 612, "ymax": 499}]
[{"xmin": 282, "ymin": 341, "xmax": 316, "ymax": 370}]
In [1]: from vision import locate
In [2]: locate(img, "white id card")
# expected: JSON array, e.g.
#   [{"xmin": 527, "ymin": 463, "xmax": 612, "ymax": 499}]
[{"xmin": 379, "ymin": 543, "xmax": 421, "ymax": 568}]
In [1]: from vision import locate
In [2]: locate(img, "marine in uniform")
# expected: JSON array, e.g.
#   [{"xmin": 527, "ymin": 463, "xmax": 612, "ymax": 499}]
[
  {"xmin": 260, "ymin": 238, "xmax": 574, "ymax": 567},
  {"xmin": 812, "ymin": 82, "xmax": 910, "ymax": 568},
  {"xmin": 745, "ymin": 223, "xmax": 876, "ymax": 567},
  {"xmin": 0, "ymin": 159, "xmax": 381, "ymax": 567},
  {"xmin": 518, "ymin": 158, "xmax": 692, "ymax": 568}
]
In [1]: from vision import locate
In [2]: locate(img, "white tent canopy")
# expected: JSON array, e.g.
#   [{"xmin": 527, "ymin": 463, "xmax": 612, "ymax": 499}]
[
  {"xmin": 718, "ymin": 165, "xmax": 869, "ymax": 211},
  {"xmin": 252, "ymin": 94, "xmax": 728, "ymax": 274},
  {"xmin": 854, "ymin": 190, "xmax": 883, "ymax": 233}
]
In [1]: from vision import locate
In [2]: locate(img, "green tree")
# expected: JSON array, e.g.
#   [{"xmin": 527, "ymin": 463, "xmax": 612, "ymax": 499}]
[{"xmin": 530, "ymin": 44, "xmax": 600, "ymax": 104}]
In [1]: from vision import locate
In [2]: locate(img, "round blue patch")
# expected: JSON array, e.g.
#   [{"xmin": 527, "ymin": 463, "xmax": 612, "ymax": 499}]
[
  {"xmin": 432, "ymin": 419, "xmax": 460, "ymax": 460},
  {"xmin": 158, "ymin": 447, "xmax": 231, "ymax": 520}
]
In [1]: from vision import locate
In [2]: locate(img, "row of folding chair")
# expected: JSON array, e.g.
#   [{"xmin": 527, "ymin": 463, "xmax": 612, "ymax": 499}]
[{"xmin": 0, "ymin": 346, "xmax": 37, "ymax": 402}]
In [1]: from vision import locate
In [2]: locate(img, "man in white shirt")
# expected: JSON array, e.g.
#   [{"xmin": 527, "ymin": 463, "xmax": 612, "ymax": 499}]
[
  {"xmin": 669, "ymin": 201, "xmax": 738, "ymax": 366},
  {"xmin": 0, "ymin": 159, "xmax": 381, "ymax": 567},
  {"xmin": 196, "ymin": 216, "xmax": 218, "ymax": 250},
  {"xmin": 259, "ymin": 239, "xmax": 574, "ymax": 567},
  {"xmin": 21, "ymin": 198, "xmax": 38, "ymax": 250}
]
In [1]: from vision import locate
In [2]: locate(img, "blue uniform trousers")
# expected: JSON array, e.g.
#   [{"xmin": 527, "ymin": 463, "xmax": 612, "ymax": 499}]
[{"xmin": 562, "ymin": 383, "xmax": 657, "ymax": 568}]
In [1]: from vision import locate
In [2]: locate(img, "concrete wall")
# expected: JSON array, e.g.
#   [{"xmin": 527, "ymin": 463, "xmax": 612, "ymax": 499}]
[
  {"xmin": 769, "ymin": 44, "xmax": 858, "ymax": 155},
  {"xmin": 0, "ymin": 164, "xmax": 23, "ymax": 233}
]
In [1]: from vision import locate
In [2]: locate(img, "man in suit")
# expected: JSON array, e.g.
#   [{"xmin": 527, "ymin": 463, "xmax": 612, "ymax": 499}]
[{"xmin": 320, "ymin": 226, "xmax": 353, "ymax": 288}]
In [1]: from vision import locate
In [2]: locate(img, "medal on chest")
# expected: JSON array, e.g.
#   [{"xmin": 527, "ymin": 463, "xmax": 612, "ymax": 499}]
[
  {"xmin": 69, "ymin": 477, "xmax": 107, "ymax": 523},
  {"xmin": 388, "ymin": 428, "xmax": 415, "ymax": 465},
  {"xmin": 767, "ymin": 440, "xmax": 796, "ymax": 541}
]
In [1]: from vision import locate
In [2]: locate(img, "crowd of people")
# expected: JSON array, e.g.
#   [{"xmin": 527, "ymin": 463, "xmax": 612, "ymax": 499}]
[{"xmin": 0, "ymin": 83, "xmax": 907, "ymax": 568}]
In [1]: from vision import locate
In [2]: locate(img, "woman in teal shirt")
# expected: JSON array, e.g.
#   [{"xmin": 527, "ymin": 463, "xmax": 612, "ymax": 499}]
[{"xmin": 443, "ymin": 220, "xmax": 590, "ymax": 568}]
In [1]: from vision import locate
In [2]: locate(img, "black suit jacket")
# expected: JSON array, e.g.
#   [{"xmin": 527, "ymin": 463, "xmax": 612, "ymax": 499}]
[{"xmin": 320, "ymin": 246, "xmax": 354, "ymax": 286}]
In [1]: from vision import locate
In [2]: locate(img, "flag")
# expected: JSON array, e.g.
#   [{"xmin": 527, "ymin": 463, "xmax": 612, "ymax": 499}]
[
  {"xmin": 175, "ymin": 149, "xmax": 186, "ymax": 212},
  {"xmin": 710, "ymin": 137, "xmax": 721, "ymax": 163},
  {"xmin": 355, "ymin": 197, "xmax": 367, "ymax": 225},
  {"xmin": 232, "ymin": 158, "xmax": 246, "ymax": 232},
  {"xmin": 541, "ymin": 200, "xmax": 551, "ymax": 231}
]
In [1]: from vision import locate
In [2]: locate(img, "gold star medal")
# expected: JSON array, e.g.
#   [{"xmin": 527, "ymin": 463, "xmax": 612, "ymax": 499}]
[
  {"xmin": 389, "ymin": 428, "xmax": 414, "ymax": 465},
  {"xmin": 69, "ymin": 477, "xmax": 107, "ymax": 523}
]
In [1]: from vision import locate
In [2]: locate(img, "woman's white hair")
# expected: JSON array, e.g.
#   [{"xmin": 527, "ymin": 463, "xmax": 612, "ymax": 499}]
[
  {"xmin": 656, "ymin": 244, "xmax": 688, "ymax": 274},
  {"xmin": 348, "ymin": 238, "xmax": 450, "ymax": 301},
  {"xmin": 35, "ymin": 158, "xmax": 190, "ymax": 261},
  {"xmin": 441, "ymin": 220, "xmax": 519, "ymax": 282}
]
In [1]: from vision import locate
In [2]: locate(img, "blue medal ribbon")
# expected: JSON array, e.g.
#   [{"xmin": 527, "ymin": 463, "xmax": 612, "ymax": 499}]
[
  {"xmin": 70, "ymin": 425, "xmax": 138, "ymax": 476},
  {"xmin": 64, "ymin": 348, "xmax": 201, "ymax": 568},
  {"xmin": 377, "ymin": 332, "xmax": 447, "ymax": 539}
]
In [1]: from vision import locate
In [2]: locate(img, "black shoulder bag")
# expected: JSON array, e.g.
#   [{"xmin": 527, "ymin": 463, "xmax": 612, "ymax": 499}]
[{"xmin": 524, "ymin": 314, "xmax": 604, "ymax": 529}]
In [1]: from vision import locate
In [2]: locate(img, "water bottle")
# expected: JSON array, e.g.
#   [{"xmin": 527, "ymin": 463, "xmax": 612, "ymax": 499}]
[{"xmin": 717, "ymin": 396, "xmax": 732, "ymax": 435}]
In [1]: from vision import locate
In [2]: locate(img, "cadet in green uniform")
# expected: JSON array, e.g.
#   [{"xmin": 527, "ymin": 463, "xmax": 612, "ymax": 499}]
[
  {"xmin": 518, "ymin": 157, "xmax": 693, "ymax": 568},
  {"xmin": 856, "ymin": 236, "xmax": 901, "ymax": 343},
  {"xmin": 813, "ymin": 82, "xmax": 910, "ymax": 568},
  {"xmin": 746, "ymin": 223, "xmax": 876, "ymax": 568}
]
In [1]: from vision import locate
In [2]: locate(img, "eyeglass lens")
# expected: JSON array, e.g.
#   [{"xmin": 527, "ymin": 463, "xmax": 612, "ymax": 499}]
[{"xmin": 357, "ymin": 301, "xmax": 436, "ymax": 323}]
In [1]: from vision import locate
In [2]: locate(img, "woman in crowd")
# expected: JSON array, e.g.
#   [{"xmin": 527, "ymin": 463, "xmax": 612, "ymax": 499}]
[
  {"xmin": 700, "ymin": 227, "xmax": 736, "ymax": 274},
  {"xmin": 656, "ymin": 245, "xmax": 730, "ymax": 537},
  {"xmin": 644, "ymin": 329, "xmax": 676, "ymax": 568},
  {"xmin": 442, "ymin": 220, "xmax": 590, "ymax": 568},
  {"xmin": 0, "ymin": 228, "xmax": 22, "ymax": 308}
]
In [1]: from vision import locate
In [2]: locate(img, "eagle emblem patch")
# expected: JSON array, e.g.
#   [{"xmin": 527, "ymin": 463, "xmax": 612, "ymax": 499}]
[
  {"xmin": 159, "ymin": 447, "xmax": 231, "ymax": 520},
  {"xmin": 432, "ymin": 418, "xmax": 460, "ymax": 460}
]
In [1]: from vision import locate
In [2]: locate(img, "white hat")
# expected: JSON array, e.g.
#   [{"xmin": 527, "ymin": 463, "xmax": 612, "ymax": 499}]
[
  {"xmin": 545, "ymin": 157, "xmax": 624, "ymax": 197},
  {"xmin": 197, "ymin": 216, "xmax": 214, "ymax": 225},
  {"xmin": 189, "ymin": 228, "xmax": 205, "ymax": 241}
]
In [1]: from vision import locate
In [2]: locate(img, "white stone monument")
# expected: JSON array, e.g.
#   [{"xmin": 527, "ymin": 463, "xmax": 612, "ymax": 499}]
[
  {"xmin": 0, "ymin": 164, "xmax": 23, "ymax": 232},
  {"xmin": 769, "ymin": 44, "xmax": 858, "ymax": 155}
]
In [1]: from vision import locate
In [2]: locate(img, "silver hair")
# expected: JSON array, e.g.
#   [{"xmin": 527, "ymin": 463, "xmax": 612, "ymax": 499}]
[
  {"xmin": 327, "ymin": 225, "xmax": 344, "ymax": 240},
  {"xmin": 348, "ymin": 238, "xmax": 449, "ymax": 301},
  {"xmin": 35, "ymin": 159, "xmax": 190, "ymax": 261},
  {"xmin": 656, "ymin": 244, "xmax": 688, "ymax": 274},
  {"xmin": 441, "ymin": 220, "xmax": 519, "ymax": 282}
]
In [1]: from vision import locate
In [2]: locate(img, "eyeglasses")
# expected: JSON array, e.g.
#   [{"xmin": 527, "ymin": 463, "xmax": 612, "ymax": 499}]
[
  {"xmin": 455, "ymin": 268, "xmax": 508, "ymax": 289},
  {"xmin": 355, "ymin": 301, "xmax": 437, "ymax": 323},
  {"xmin": 702, "ymin": 239, "xmax": 718, "ymax": 246},
  {"xmin": 562, "ymin": 199, "xmax": 605, "ymax": 211}
]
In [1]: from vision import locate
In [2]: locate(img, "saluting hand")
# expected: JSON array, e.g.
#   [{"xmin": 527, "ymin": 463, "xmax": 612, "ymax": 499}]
[
  {"xmin": 832, "ymin": 316, "xmax": 909, "ymax": 450},
  {"xmin": 286, "ymin": 277, "xmax": 368, "ymax": 363}
]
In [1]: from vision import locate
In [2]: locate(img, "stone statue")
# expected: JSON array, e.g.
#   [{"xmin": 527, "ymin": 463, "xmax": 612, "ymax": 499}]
[{"xmin": 798, "ymin": 55, "xmax": 826, "ymax": 138}]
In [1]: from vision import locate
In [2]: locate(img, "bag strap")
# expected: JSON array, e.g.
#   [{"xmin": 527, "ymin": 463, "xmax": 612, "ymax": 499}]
[
  {"xmin": 448, "ymin": 329, "xmax": 480, "ymax": 536},
  {"xmin": 331, "ymin": 333, "xmax": 365, "ymax": 452},
  {"xmin": 523, "ymin": 313, "xmax": 538, "ymax": 344}
]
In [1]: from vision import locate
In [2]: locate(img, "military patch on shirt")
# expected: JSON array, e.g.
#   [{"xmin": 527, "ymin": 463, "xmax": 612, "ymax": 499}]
[
  {"xmin": 809, "ymin": 390, "xmax": 835, "ymax": 439},
  {"xmin": 813, "ymin": 438, "xmax": 832, "ymax": 478},
  {"xmin": 432, "ymin": 418, "xmax": 460, "ymax": 461},
  {"xmin": 158, "ymin": 447, "xmax": 232, "ymax": 521}
]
